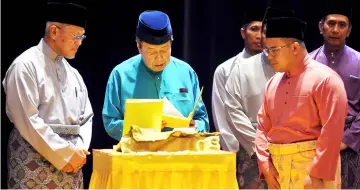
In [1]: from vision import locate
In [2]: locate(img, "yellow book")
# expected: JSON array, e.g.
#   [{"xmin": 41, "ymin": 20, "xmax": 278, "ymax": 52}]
[
  {"xmin": 122, "ymin": 99, "xmax": 164, "ymax": 136},
  {"xmin": 122, "ymin": 87, "xmax": 204, "ymax": 135}
]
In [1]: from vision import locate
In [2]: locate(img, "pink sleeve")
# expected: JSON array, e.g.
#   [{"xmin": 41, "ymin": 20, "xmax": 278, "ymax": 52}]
[
  {"xmin": 310, "ymin": 75, "xmax": 348, "ymax": 180},
  {"xmin": 256, "ymin": 85, "xmax": 273, "ymax": 177}
]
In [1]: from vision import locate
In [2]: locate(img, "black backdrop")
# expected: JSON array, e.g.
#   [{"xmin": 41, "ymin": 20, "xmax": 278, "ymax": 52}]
[{"xmin": 2, "ymin": 0, "xmax": 359, "ymax": 188}]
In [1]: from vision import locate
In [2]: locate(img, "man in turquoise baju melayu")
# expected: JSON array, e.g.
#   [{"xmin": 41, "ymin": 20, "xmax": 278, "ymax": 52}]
[{"xmin": 102, "ymin": 10, "xmax": 209, "ymax": 141}]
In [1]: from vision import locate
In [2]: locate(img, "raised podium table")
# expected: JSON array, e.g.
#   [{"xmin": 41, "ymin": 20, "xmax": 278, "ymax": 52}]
[{"xmin": 89, "ymin": 149, "xmax": 238, "ymax": 189}]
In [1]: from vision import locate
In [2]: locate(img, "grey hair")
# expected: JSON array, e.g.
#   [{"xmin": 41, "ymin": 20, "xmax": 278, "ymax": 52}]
[
  {"xmin": 299, "ymin": 41, "xmax": 306, "ymax": 48},
  {"xmin": 44, "ymin": 21, "xmax": 68, "ymax": 36}
]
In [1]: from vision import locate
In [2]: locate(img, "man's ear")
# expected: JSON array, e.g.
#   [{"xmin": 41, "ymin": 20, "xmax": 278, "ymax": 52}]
[
  {"xmin": 49, "ymin": 25, "xmax": 59, "ymax": 40},
  {"xmin": 318, "ymin": 21, "xmax": 324, "ymax": 35},
  {"xmin": 292, "ymin": 41, "xmax": 301, "ymax": 55},
  {"xmin": 347, "ymin": 26, "xmax": 352, "ymax": 38},
  {"xmin": 241, "ymin": 28, "xmax": 245, "ymax": 40},
  {"xmin": 136, "ymin": 40, "xmax": 142, "ymax": 53}
]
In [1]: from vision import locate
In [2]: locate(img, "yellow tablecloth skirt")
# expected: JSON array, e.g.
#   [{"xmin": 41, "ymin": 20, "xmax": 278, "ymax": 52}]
[{"xmin": 89, "ymin": 149, "xmax": 238, "ymax": 189}]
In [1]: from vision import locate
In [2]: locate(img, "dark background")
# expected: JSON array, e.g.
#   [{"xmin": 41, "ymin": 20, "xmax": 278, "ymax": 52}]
[{"xmin": 2, "ymin": 0, "xmax": 359, "ymax": 188}]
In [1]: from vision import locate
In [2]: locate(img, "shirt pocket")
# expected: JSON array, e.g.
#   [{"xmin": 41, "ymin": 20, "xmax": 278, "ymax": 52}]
[
  {"xmin": 291, "ymin": 94, "xmax": 322, "ymax": 132},
  {"xmin": 172, "ymin": 92, "xmax": 191, "ymax": 101},
  {"xmin": 165, "ymin": 92, "xmax": 193, "ymax": 116},
  {"xmin": 287, "ymin": 95, "xmax": 312, "ymax": 122},
  {"xmin": 77, "ymin": 86, "xmax": 87, "ymax": 115},
  {"xmin": 65, "ymin": 85, "xmax": 86, "ymax": 120},
  {"xmin": 292, "ymin": 94, "xmax": 311, "ymax": 106}
]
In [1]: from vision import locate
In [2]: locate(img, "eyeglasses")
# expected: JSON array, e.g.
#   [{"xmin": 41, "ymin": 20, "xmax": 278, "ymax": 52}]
[
  {"xmin": 55, "ymin": 25, "xmax": 86, "ymax": 42},
  {"xmin": 72, "ymin": 34, "xmax": 86, "ymax": 41},
  {"xmin": 263, "ymin": 41, "xmax": 297, "ymax": 56}
]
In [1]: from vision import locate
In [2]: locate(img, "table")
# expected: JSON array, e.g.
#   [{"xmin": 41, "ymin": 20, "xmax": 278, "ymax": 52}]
[{"xmin": 89, "ymin": 149, "xmax": 238, "ymax": 189}]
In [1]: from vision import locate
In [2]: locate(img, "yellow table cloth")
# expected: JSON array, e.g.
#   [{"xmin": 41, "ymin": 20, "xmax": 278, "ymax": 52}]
[{"xmin": 89, "ymin": 149, "xmax": 238, "ymax": 189}]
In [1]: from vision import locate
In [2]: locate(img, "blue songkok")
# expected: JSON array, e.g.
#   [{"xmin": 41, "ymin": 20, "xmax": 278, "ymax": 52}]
[{"xmin": 136, "ymin": 10, "xmax": 173, "ymax": 45}]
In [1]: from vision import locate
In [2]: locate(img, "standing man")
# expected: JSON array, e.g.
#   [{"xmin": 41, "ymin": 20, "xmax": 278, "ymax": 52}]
[
  {"xmin": 102, "ymin": 10, "xmax": 209, "ymax": 141},
  {"xmin": 224, "ymin": 7, "xmax": 295, "ymax": 189},
  {"xmin": 211, "ymin": 7, "xmax": 265, "ymax": 153},
  {"xmin": 2, "ymin": 2, "xmax": 93, "ymax": 189},
  {"xmin": 256, "ymin": 16, "xmax": 347, "ymax": 189},
  {"xmin": 310, "ymin": 2, "xmax": 360, "ymax": 188}
]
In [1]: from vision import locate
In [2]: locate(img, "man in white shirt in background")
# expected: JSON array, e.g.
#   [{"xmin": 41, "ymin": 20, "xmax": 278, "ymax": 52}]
[{"xmin": 211, "ymin": 7, "xmax": 265, "ymax": 153}]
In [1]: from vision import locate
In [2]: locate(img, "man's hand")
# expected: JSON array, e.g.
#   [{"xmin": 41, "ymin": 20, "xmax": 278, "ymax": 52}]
[
  {"xmin": 61, "ymin": 163, "xmax": 74, "ymax": 173},
  {"xmin": 340, "ymin": 142, "xmax": 348, "ymax": 151},
  {"xmin": 61, "ymin": 148, "xmax": 90, "ymax": 173},
  {"xmin": 190, "ymin": 120, "xmax": 197, "ymax": 130},
  {"xmin": 304, "ymin": 175, "xmax": 324, "ymax": 189},
  {"xmin": 263, "ymin": 164, "xmax": 280, "ymax": 189},
  {"xmin": 64, "ymin": 148, "xmax": 90, "ymax": 173},
  {"xmin": 161, "ymin": 120, "xmax": 167, "ymax": 129},
  {"xmin": 81, "ymin": 149, "xmax": 91, "ymax": 156}
]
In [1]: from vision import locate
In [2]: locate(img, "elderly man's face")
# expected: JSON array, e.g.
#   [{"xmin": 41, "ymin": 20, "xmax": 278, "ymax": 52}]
[
  {"xmin": 52, "ymin": 24, "xmax": 86, "ymax": 59},
  {"xmin": 137, "ymin": 40, "xmax": 171, "ymax": 72}
]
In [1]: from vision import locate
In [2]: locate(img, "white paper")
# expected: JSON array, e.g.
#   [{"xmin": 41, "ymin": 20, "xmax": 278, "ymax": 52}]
[
  {"xmin": 172, "ymin": 128, "xmax": 196, "ymax": 133},
  {"xmin": 162, "ymin": 97, "xmax": 185, "ymax": 118}
]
